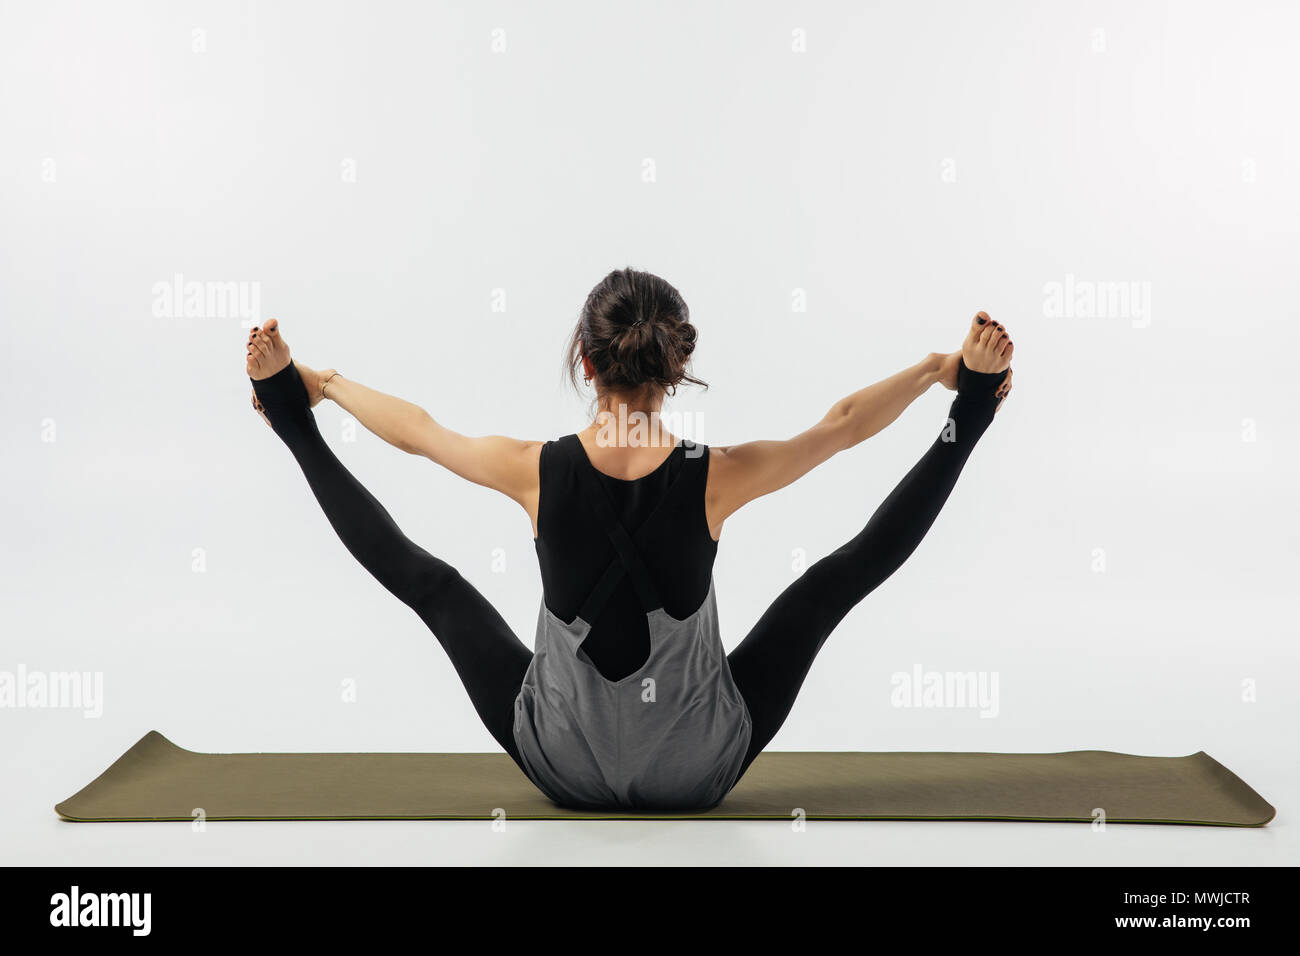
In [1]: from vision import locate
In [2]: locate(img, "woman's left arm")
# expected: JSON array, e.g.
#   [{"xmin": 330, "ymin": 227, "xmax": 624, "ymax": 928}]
[{"xmin": 321, "ymin": 374, "xmax": 541, "ymax": 511}]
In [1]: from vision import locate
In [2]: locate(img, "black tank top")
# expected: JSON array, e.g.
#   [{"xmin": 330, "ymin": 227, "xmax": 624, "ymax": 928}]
[{"xmin": 534, "ymin": 433, "xmax": 718, "ymax": 681}]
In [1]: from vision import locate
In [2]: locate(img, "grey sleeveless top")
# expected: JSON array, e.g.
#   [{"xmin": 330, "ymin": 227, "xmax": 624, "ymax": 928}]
[{"xmin": 512, "ymin": 436, "xmax": 753, "ymax": 811}]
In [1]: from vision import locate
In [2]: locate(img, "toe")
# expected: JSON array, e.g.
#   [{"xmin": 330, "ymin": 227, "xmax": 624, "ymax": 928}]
[{"xmin": 264, "ymin": 318, "xmax": 279, "ymax": 337}]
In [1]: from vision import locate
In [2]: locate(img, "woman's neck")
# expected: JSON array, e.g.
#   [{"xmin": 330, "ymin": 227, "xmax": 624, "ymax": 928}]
[{"xmin": 584, "ymin": 388, "xmax": 676, "ymax": 449}]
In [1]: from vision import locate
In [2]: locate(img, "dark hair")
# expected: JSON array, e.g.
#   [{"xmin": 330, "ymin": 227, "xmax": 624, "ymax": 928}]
[{"xmin": 566, "ymin": 268, "xmax": 707, "ymax": 395}]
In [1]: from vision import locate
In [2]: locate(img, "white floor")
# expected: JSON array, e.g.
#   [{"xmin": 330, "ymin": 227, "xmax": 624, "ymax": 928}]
[{"xmin": 13, "ymin": 813, "xmax": 1294, "ymax": 868}]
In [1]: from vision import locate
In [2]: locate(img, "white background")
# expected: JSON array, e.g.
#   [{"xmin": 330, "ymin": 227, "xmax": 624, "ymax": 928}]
[{"xmin": 2, "ymin": 0, "xmax": 1296, "ymax": 865}]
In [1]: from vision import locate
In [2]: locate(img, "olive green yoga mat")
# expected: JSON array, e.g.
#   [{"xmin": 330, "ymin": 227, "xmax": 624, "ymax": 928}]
[{"xmin": 55, "ymin": 731, "xmax": 1275, "ymax": 825}]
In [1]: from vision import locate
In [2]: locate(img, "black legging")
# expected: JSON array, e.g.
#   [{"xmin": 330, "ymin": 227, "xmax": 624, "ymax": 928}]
[
  {"xmin": 252, "ymin": 363, "xmax": 533, "ymax": 768},
  {"xmin": 251, "ymin": 360, "xmax": 1002, "ymax": 783}
]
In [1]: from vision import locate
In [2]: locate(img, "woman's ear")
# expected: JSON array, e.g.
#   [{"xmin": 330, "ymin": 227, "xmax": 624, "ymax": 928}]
[{"xmin": 581, "ymin": 353, "xmax": 595, "ymax": 382}]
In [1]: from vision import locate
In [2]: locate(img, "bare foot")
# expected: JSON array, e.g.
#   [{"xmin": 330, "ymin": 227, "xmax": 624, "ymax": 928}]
[
  {"xmin": 246, "ymin": 317, "xmax": 291, "ymax": 380},
  {"xmin": 245, "ymin": 319, "xmax": 333, "ymax": 425},
  {"xmin": 953, "ymin": 311, "xmax": 1014, "ymax": 411},
  {"xmin": 962, "ymin": 311, "xmax": 1013, "ymax": 373}
]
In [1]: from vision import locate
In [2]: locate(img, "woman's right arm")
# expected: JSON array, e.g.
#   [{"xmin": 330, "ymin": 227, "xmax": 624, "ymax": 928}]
[
  {"xmin": 321, "ymin": 374, "xmax": 542, "ymax": 520},
  {"xmin": 704, "ymin": 352, "xmax": 949, "ymax": 538}
]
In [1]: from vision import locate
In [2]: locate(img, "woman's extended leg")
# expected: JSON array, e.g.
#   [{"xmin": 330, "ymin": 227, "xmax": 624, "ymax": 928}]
[
  {"xmin": 727, "ymin": 318, "xmax": 1013, "ymax": 775},
  {"xmin": 247, "ymin": 323, "xmax": 532, "ymax": 764}
]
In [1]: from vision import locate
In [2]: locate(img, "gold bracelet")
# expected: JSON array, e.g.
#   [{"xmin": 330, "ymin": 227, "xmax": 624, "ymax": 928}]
[{"xmin": 321, "ymin": 370, "xmax": 343, "ymax": 399}]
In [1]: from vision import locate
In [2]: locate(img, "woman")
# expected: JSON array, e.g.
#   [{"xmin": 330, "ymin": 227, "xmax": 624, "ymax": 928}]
[{"xmin": 245, "ymin": 268, "xmax": 1013, "ymax": 811}]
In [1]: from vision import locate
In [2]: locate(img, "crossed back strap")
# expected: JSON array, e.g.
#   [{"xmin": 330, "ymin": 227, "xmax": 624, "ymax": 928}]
[{"xmin": 560, "ymin": 434, "xmax": 700, "ymax": 623}]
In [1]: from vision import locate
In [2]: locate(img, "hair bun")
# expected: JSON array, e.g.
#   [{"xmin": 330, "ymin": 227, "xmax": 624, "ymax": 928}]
[{"xmin": 567, "ymin": 268, "xmax": 707, "ymax": 394}]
